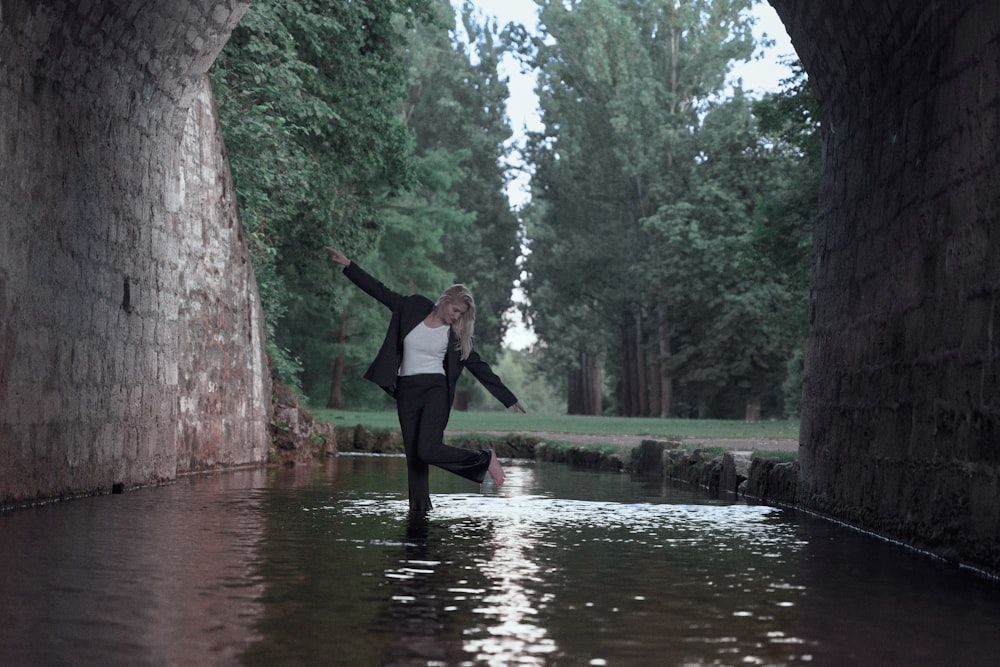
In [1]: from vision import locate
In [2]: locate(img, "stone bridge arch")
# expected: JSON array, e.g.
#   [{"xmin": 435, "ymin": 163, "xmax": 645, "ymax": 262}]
[
  {"xmin": 770, "ymin": 0, "xmax": 1000, "ymax": 571},
  {"xmin": 0, "ymin": 1, "xmax": 269, "ymax": 503}
]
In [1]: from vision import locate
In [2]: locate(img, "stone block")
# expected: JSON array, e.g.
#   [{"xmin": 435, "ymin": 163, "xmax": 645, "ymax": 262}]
[
  {"xmin": 720, "ymin": 450, "xmax": 752, "ymax": 495},
  {"xmin": 633, "ymin": 439, "xmax": 668, "ymax": 475},
  {"xmin": 0, "ymin": 2, "xmax": 263, "ymax": 506}
]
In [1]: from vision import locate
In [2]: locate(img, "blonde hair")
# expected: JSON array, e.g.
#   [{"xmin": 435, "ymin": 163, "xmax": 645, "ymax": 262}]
[{"xmin": 438, "ymin": 285, "xmax": 475, "ymax": 360}]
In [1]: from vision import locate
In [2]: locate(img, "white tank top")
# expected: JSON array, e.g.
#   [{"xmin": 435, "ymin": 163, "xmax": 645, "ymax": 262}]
[{"xmin": 399, "ymin": 321, "xmax": 449, "ymax": 376}]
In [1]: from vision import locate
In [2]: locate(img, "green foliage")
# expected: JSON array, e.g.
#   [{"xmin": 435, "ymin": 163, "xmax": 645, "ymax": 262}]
[
  {"xmin": 213, "ymin": 0, "xmax": 522, "ymax": 407},
  {"xmin": 460, "ymin": 348, "xmax": 565, "ymax": 415},
  {"xmin": 519, "ymin": 0, "xmax": 817, "ymax": 419},
  {"xmin": 212, "ymin": 0, "xmax": 433, "ymax": 392},
  {"xmin": 213, "ymin": 0, "xmax": 816, "ymax": 420},
  {"xmin": 641, "ymin": 90, "xmax": 808, "ymax": 417},
  {"xmin": 750, "ymin": 61, "xmax": 820, "ymax": 291},
  {"xmin": 404, "ymin": 1, "xmax": 522, "ymax": 359},
  {"xmin": 316, "ymin": 407, "xmax": 800, "ymax": 440}
]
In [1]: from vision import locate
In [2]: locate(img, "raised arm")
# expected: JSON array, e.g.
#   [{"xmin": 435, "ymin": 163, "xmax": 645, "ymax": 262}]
[
  {"xmin": 326, "ymin": 246, "xmax": 403, "ymax": 311},
  {"xmin": 326, "ymin": 247, "xmax": 351, "ymax": 267}
]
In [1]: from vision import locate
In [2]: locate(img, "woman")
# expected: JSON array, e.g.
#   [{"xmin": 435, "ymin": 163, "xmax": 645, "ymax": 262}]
[{"xmin": 327, "ymin": 247, "xmax": 526, "ymax": 512}]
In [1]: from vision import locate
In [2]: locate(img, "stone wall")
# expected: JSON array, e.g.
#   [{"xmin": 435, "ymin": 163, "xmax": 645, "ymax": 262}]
[
  {"xmin": 173, "ymin": 77, "xmax": 270, "ymax": 473},
  {"xmin": 0, "ymin": 1, "xmax": 269, "ymax": 505},
  {"xmin": 770, "ymin": 0, "xmax": 1000, "ymax": 570}
]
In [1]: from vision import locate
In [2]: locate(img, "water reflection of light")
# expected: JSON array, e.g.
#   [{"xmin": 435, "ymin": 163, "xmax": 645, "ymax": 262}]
[
  {"xmin": 0, "ymin": 469, "xmax": 271, "ymax": 665},
  {"xmin": 462, "ymin": 465, "xmax": 558, "ymax": 665},
  {"xmin": 339, "ymin": 462, "xmax": 803, "ymax": 665}
]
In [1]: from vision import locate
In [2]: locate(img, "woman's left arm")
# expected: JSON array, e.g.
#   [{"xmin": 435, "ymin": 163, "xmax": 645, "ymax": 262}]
[{"xmin": 463, "ymin": 350, "xmax": 526, "ymax": 412}]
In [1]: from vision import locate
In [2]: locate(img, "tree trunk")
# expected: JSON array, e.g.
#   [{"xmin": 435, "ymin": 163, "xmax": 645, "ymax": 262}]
[
  {"xmin": 621, "ymin": 319, "xmax": 639, "ymax": 416},
  {"xmin": 634, "ymin": 307, "xmax": 647, "ymax": 417},
  {"xmin": 583, "ymin": 350, "xmax": 601, "ymax": 416},
  {"xmin": 657, "ymin": 301, "xmax": 672, "ymax": 418},
  {"xmin": 568, "ymin": 366, "xmax": 583, "ymax": 414},
  {"xmin": 590, "ymin": 353, "xmax": 603, "ymax": 416},
  {"xmin": 623, "ymin": 314, "xmax": 646, "ymax": 417},
  {"xmin": 568, "ymin": 350, "xmax": 602, "ymax": 415},
  {"xmin": 326, "ymin": 306, "xmax": 350, "ymax": 408},
  {"xmin": 620, "ymin": 323, "xmax": 633, "ymax": 415},
  {"xmin": 647, "ymin": 358, "xmax": 660, "ymax": 418}
]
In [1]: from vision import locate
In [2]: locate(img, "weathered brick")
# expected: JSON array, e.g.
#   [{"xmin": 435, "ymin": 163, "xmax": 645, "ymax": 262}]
[
  {"xmin": 0, "ymin": 1, "xmax": 266, "ymax": 505},
  {"xmin": 772, "ymin": 0, "xmax": 1000, "ymax": 572}
]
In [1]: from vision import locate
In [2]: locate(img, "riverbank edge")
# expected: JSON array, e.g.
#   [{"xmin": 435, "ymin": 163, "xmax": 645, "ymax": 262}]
[{"xmin": 308, "ymin": 425, "xmax": 797, "ymax": 503}]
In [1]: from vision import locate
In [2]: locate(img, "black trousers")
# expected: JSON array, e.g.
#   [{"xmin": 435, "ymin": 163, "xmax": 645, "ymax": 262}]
[{"xmin": 395, "ymin": 374, "xmax": 491, "ymax": 512}]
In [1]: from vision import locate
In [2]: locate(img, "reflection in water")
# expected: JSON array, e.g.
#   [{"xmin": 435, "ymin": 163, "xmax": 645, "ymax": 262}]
[
  {"xmin": 370, "ymin": 464, "xmax": 557, "ymax": 665},
  {"xmin": 3, "ymin": 455, "xmax": 1000, "ymax": 666},
  {"xmin": 374, "ymin": 493, "xmax": 804, "ymax": 664},
  {"xmin": 0, "ymin": 469, "xmax": 269, "ymax": 666},
  {"xmin": 463, "ymin": 465, "xmax": 556, "ymax": 665},
  {"xmin": 375, "ymin": 515, "xmax": 474, "ymax": 666}
]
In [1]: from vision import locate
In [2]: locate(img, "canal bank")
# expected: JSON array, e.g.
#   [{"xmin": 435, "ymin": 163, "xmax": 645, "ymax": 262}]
[
  {"xmin": 281, "ymin": 422, "xmax": 801, "ymax": 506},
  {"xmin": 269, "ymin": 383, "xmax": 798, "ymax": 500}
]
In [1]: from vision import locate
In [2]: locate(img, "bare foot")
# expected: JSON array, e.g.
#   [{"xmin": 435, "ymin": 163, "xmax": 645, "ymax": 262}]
[{"xmin": 487, "ymin": 450, "xmax": 505, "ymax": 487}]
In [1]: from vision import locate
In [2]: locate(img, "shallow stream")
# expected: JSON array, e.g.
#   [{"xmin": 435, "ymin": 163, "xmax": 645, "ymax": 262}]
[{"xmin": 2, "ymin": 455, "xmax": 999, "ymax": 665}]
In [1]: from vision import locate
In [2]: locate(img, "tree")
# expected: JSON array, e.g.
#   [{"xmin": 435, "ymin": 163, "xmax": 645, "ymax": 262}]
[
  {"xmin": 304, "ymin": 0, "xmax": 522, "ymax": 408},
  {"xmin": 521, "ymin": 0, "xmax": 758, "ymax": 416},
  {"xmin": 324, "ymin": 148, "xmax": 471, "ymax": 408},
  {"xmin": 212, "ymin": 0, "xmax": 432, "ymax": 391},
  {"xmin": 750, "ymin": 61, "xmax": 821, "ymax": 417},
  {"xmin": 393, "ymin": 0, "xmax": 522, "ymax": 409}
]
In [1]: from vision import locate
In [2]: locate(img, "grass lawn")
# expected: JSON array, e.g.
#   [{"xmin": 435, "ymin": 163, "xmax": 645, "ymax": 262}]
[{"xmin": 314, "ymin": 408, "xmax": 799, "ymax": 441}]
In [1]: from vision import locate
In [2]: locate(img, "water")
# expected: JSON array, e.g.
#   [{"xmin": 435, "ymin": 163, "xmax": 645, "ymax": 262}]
[{"xmin": 2, "ymin": 455, "xmax": 999, "ymax": 666}]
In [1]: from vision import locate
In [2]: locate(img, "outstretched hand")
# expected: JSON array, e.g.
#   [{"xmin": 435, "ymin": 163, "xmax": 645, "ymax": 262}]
[
  {"xmin": 325, "ymin": 247, "xmax": 351, "ymax": 267},
  {"xmin": 510, "ymin": 402, "xmax": 526, "ymax": 414}
]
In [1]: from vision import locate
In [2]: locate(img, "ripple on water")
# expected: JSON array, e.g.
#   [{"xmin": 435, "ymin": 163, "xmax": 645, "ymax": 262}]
[
  {"xmin": 320, "ymin": 486, "xmax": 811, "ymax": 666},
  {"xmin": 5, "ymin": 458, "xmax": 1000, "ymax": 667}
]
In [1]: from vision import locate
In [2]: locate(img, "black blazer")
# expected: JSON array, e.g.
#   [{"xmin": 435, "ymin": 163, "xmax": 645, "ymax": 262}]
[{"xmin": 344, "ymin": 261, "xmax": 518, "ymax": 411}]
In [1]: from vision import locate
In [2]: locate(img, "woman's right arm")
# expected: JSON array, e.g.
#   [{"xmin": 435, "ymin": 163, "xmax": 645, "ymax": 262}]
[
  {"xmin": 326, "ymin": 247, "xmax": 351, "ymax": 267},
  {"xmin": 326, "ymin": 247, "xmax": 403, "ymax": 311}
]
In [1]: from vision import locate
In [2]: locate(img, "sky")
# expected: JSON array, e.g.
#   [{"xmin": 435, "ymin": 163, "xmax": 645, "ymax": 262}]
[{"xmin": 451, "ymin": 1, "xmax": 799, "ymax": 349}]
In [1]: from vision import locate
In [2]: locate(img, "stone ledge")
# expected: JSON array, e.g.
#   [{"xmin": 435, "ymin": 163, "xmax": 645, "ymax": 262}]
[
  {"xmin": 660, "ymin": 447, "xmax": 799, "ymax": 505},
  {"xmin": 321, "ymin": 427, "xmax": 799, "ymax": 496},
  {"xmin": 330, "ymin": 427, "xmax": 629, "ymax": 472}
]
